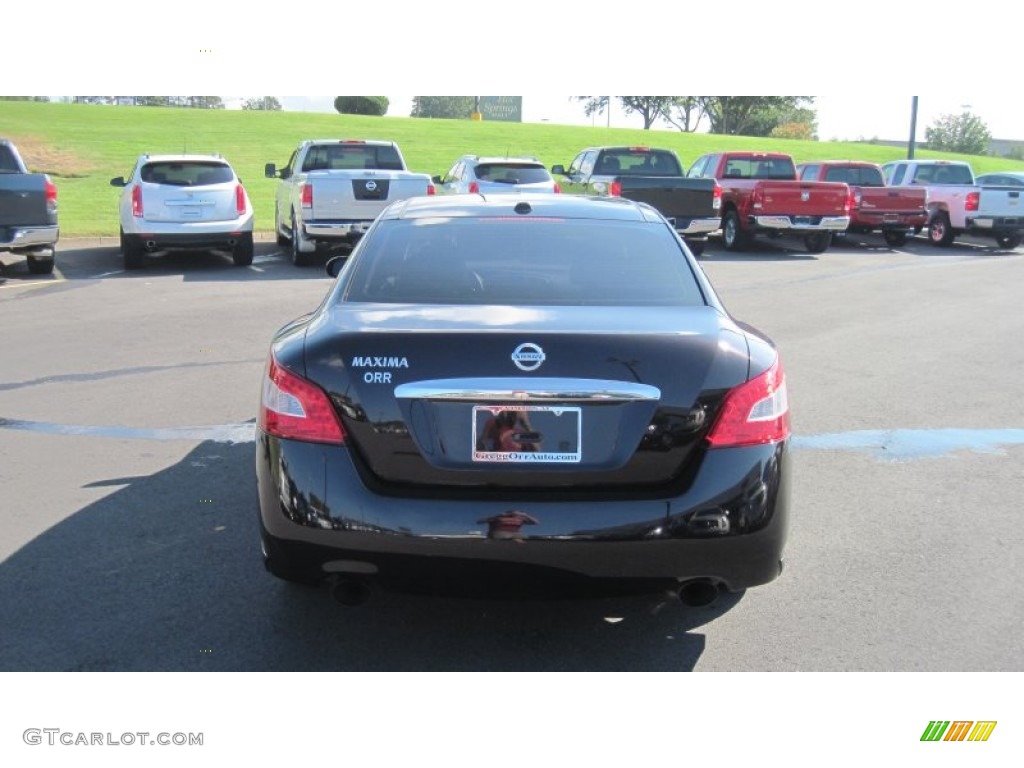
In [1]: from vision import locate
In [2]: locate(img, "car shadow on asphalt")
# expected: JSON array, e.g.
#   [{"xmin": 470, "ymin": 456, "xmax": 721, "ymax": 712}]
[{"xmin": 0, "ymin": 439, "xmax": 741, "ymax": 672}]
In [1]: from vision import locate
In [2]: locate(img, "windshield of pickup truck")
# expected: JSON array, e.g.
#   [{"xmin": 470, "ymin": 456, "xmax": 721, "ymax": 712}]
[
  {"xmin": 302, "ymin": 144, "xmax": 404, "ymax": 172},
  {"xmin": 140, "ymin": 162, "xmax": 233, "ymax": 186},
  {"xmin": 824, "ymin": 166, "xmax": 885, "ymax": 186},
  {"xmin": 597, "ymin": 150, "xmax": 682, "ymax": 177},
  {"xmin": 723, "ymin": 157, "xmax": 796, "ymax": 180}
]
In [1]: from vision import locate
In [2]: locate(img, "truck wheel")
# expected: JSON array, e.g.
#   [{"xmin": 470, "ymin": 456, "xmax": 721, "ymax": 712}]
[
  {"xmin": 883, "ymin": 230, "xmax": 908, "ymax": 248},
  {"xmin": 928, "ymin": 213, "xmax": 955, "ymax": 247},
  {"xmin": 27, "ymin": 248, "xmax": 55, "ymax": 275},
  {"xmin": 290, "ymin": 213, "xmax": 314, "ymax": 267},
  {"xmin": 721, "ymin": 210, "xmax": 747, "ymax": 251},
  {"xmin": 804, "ymin": 233, "xmax": 832, "ymax": 254},
  {"xmin": 995, "ymin": 232, "xmax": 1022, "ymax": 249},
  {"xmin": 686, "ymin": 238, "xmax": 706, "ymax": 257},
  {"xmin": 275, "ymin": 209, "xmax": 289, "ymax": 246},
  {"xmin": 232, "ymin": 233, "xmax": 254, "ymax": 266},
  {"xmin": 121, "ymin": 228, "xmax": 144, "ymax": 270}
]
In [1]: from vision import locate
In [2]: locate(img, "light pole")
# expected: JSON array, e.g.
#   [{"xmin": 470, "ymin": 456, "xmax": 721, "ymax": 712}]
[{"xmin": 908, "ymin": 96, "xmax": 918, "ymax": 159}]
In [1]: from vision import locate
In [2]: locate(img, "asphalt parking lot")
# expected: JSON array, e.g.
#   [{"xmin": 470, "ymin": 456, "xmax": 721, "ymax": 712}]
[{"xmin": 1, "ymin": 231, "xmax": 1022, "ymax": 671}]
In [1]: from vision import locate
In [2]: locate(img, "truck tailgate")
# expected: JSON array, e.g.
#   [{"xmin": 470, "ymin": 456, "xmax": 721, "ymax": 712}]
[
  {"xmin": 757, "ymin": 181, "xmax": 849, "ymax": 216},
  {"xmin": 617, "ymin": 177, "xmax": 718, "ymax": 219},
  {"xmin": 978, "ymin": 186, "xmax": 1024, "ymax": 218},
  {"xmin": 0, "ymin": 175, "xmax": 51, "ymax": 227},
  {"xmin": 856, "ymin": 186, "xmax": 927, "ymax": 214},
  {"xmin": 309, "ymin": 172, "xmax": 430, "ymax": 220}
]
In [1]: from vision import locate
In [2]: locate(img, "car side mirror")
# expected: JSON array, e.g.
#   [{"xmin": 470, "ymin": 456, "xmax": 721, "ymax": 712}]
[
  {"xmin": 264, "ymin": 163, "xmax": 277, "ymax": 178},
  {"xmin": 551, "ymin": 165, "xmax": 566, "ymax": 175},
  {"xmin": 109, "ymin": 176, "xmax": 126, "ymax": 187},
  {"xmin": 326, "ymin": 255, "xmax": 348, "ymax": 278}
]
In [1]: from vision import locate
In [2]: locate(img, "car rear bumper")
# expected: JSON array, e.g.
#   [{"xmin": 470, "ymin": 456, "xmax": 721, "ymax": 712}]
[
  {"xmin": 256, "ymin": 433, "xmax": 791, "ymax": 593},
  {"xmin": 966, "ymin": 215, "xmax": 1024, "ymax": 231},
  {"xmin": 303, "ymin": 220, "xmax": 375, "ymax": 240},
  {"xmin": 123, "ymin": 215, "xmax": 254, "ymax": 246},
  {"xmin": 669, "ymin": 216, "xmax": 721, "ymax": 236},
  {"xmin": 0, "ymin": 224, "xmax": 59, "ymax": 251},
  {"xmin": 751, "ymin": 215, "xmax": 850, "ymax": 231},
  {"xmin": 852, "ymin": 211, "xmax": 928, "ymax": 230}
]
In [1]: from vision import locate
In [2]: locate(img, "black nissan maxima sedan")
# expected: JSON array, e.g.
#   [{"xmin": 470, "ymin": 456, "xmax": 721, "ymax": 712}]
[{"xmin": 256, "ymin": 194, "xmax": 790, "ymax": 605}]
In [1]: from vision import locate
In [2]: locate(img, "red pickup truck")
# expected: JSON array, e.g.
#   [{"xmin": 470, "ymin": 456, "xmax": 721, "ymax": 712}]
[
  {"xmin": 797, "ymin": 161, "xmax": 928, "ymax": 247},
  {"xmin": 688, "ymin": 151, "xmax": 852, "ymax": 253}
]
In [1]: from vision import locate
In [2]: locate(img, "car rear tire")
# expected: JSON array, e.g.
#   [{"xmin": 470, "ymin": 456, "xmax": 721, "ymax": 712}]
[
  {"xmin": 121, "ymin": 228, "xmax": 144, "ymax": 270},
  {"xmin": 721, "ymin": 210, "xmax": 747, "ymax": 251},
  {"xmin": 26, "ymin": 248, "xmax": 55, "ymax": 275},
  {"xmin": 291, "ymin": 213, "xmax": 314, "ymax": 267},
  {"xmin": 804, "ymin": 232, "xmax": 832, "ymax": 254},
  {"xmin": 996, "ymin": 232, "xmax": 1022, "ymax": 249},
  {"xmin": 232, "ymin": 233, "xmax": 254, "ymax": 266},
  {"xmin": 275, "ymin": 209, "xmax": 289, "ymax": 246},
  {"xmin": 883, "ymin": 230, "xmax": 908, "ymax": 247},
  {"xmin": 928, "ymin": 213, "xmax": 955, "ymax": 247}
]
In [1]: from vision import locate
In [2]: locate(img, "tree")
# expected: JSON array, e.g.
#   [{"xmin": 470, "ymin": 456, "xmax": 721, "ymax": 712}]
[
  {"xmin": 410, "ymin": 96, "xmax": 475, "ymax": 119},
  {"xmin": 925, "ymin": 111, "xmax": 992, "ymax": 155},
  {"xmin": 575, "ymin": 96, "xmax": 675, "ymax": 129},
  {"xmin": 662, "ymin": 98, "xmax": 708, "ymax": 132},
  {"xmin": 242, "ymin": 97, "xmax": 283, "ymax": 111},
  {"xmin": 700, "ymin": 97, "xmax": 815, "ymax": 136},
  {"xmin": 0, "ymin": 96, "xmax": 50, "ymax": 102},
  {"xmin": 334, "ymin": 96, "xmax": 389, "ymax": 116}
]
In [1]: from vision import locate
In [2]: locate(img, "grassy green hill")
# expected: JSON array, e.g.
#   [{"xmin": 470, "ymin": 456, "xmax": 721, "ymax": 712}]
[{"xmin": 4, "ymin": 101, "xmax": 1023, "ymax": 237}]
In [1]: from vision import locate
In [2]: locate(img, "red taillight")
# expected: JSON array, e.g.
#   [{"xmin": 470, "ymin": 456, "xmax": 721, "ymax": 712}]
[
  {"xmin": 300, "ymin": 183, "xmax": 313, "ymax": 209},
  {"xmin": 553, "ymin": 182, "xmax": 562, "ymax": 194},
  {"xmin": 751, "ymin": 187, "xmax": 763, "ymax": 210},
  {"xmin": 259, "ymin": 355, "xmax": 345, "ymax": 445},
  {"xmin": 131, "ymin": 184, "xmax": 143, "ymax": 217},
  {"xmin": 706, "ymin": 357, "xmax": 790, "ymax": 448},
  {"xmin": 469, "ymin": 181, "xmax": 480, "ymax": 194},
  {"xmin": 965, "ymin": 191, "xmax": 980, "ymax": 212},
  {"xmin": 235, "ymin": 184, "xmax": 247, "ymax": 216},
  {"xmin": 845, "ymin": 188, "xmax": 856, "ymax": 215},
  {"xmin": 712, "ymin": 182, "xmax": 722, "ymax": 210},
  {"xmin": 44, "ymin": 178, "xmax": 58, "ymax": 212},
  {"xmin": 427, "ymin": 183, "xmax": 436, "ymax": 196},
  {"xmin": 609, "ymin": 180, "xmax": 622, "ymax": 197}
]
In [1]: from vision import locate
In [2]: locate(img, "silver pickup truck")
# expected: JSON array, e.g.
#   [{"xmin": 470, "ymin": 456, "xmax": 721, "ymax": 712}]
[
  {"xmin": 266, "ymin": 139, "xmax": 434, "ymax": 265},
  {"xmin": 882, "ymin": 159, "xmax": 1023, "ymax": 249},
  {"xmin": 0, "ymin": 138, "xmax": 59, "ymax": 274}
]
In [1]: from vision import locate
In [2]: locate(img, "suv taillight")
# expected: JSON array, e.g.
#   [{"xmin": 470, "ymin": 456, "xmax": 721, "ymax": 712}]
[
  {"xmin": 609, "ymin": 181, "xmax": 622, "ymax": 197},
  {"xmin": 706, "ymin": 357, "xmax": 790, "ymax": 448},
  {"xmin": 235, "ymin": 184, "xmax": 247, "ymax": 216},
  {"xmin": 259, "ymin": 355, "xmax": 345, "ymax": 445},
  {"xmin": 469, "ymin": 181, "xmax": 480, "ymax": 194},
  {"xmin": 300, "ymin": 183, "xmax": 313, "ymax": 209},
  {"xmin": 427, "ymin": 183, "xmax": 436, "ymax": 196},
  {"xmin": 131, "ymin": 184, "xmax": 143, "ymax": 217},
  {"xmin": 712, "ymin": 182, "xmax": 722, "ymax": 210},
  {"xmin": 965, "ymin": 191, "xmax": 980, "ymax": 212},
  {"xmin": 553, "ymin": 182, "xmax": 562, "ymax": 194}
]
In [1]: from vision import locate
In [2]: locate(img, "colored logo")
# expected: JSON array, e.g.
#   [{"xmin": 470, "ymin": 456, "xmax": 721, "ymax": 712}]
[{"xmin": 921, "ymin": 721, "xmax": 997, "ymax": 742}]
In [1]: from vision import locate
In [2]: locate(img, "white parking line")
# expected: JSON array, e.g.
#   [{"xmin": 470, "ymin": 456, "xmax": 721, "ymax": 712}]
[{"xmin": 91, "ymin": 270, "xmax": 126, "ymax": 278}]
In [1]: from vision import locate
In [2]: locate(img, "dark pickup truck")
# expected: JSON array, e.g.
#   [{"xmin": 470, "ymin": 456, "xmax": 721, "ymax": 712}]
[
  {"xmin": 0, "ymin": 138, "xmax": 59, "ymax": 274},
  {"xmin": 551, "ymin": 146, "xmax": 720, "ymax": 255},
  {"xmin": 689, "ymin": 151, "xmax": 851, "ymax": 253},
  {"xmin": 797, "ymin": 160, "xmax": 927, "ymax": 247}
]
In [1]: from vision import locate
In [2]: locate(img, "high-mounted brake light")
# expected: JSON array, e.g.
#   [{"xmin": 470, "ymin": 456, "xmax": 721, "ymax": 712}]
[
  {"xmin": 609, "ymin": 180, "xmax": 622, "ymax": 197},
  {"xmin": 712, "ymin": 183, "xmax": 722, "ymax": 210},
  {"xmin": 629, "ymin": 147, "xmax": 651, "ymax": 152},
  {"xmin": 259, "ymin": 355, "xmax": 345, "ymax": 445},
  {"xmin": 300, "ymin": 182, "xmax": 313, "ymax": 209},
  {"xmin": 235, "ymin": 184, "xmax": 247, "ymax": 215},
  {"xmin": 131, "ymin": 184, "xmax": 143, "ymax": 217},
  {"xmin": 706, "ymin": 357, "xmax": 790, "ymax": 448},
  {"xmin": 468, "ymin": 181, "xmax": 480, "ymax": 194},
  {"xmin": 965, "ymin": 191, "xmax": 980, "ymax": 212}
]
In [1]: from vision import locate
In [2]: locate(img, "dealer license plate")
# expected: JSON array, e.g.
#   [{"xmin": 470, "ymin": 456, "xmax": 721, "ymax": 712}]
[{"xmin": 472, "ymin": 405, "xmax": 581, "ymax": 463}]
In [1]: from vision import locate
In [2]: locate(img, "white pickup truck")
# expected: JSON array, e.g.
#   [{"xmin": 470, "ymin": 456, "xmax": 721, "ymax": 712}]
[
  {"xmin": 881, "ymin": 159, "xmax": 1024, "ymax": 248},
  {"xmin": 265, "ymin": 139, "xmax": 434, "ymax": 265}
]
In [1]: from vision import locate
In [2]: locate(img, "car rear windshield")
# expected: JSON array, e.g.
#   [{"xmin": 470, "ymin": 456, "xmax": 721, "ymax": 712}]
[
  {"xmin": 722, "ymin": 157, "xmax": 796, "ymax": 180},
  {"xmin": 911, "ymin": 164, "xmax": 974, "ymax": 185},
  {"xmin": 343, "ymin": 217, "xmax": 705, "ymax": 307},
  {"xmin": 302, "ymin": 144, "xmax": 404, "ymax": 171},
  {"xmin": 475, "ymin": 163, "xmax": 550, "ymax": 184},
  {"xmin": 141, "ymin": 162, "xmax": 234, "ymax": 186},
  {"xmin": 595, "ymin": 150, "xmax": 682, "ymax": 176},
  {"xmin": 0, "ymin": 145, "xmax": 20, "ymax": 172},
  {"xmin": 823, "ymin": 166, "xmax": 884, "ymax": 186}
]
